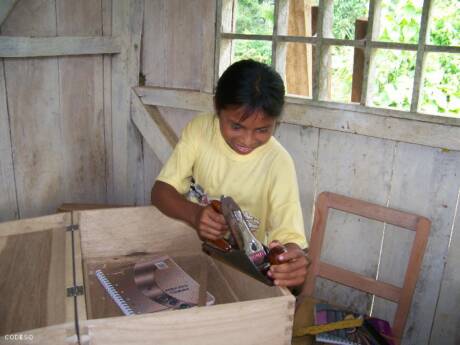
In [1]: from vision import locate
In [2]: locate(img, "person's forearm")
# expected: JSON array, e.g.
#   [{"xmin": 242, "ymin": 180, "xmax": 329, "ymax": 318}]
[{"xmin": 151, "ymin": 181, "xmax": 202, "ymax": 228}]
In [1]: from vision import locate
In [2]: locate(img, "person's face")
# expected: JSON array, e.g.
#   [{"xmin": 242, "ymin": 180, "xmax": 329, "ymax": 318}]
[{"xmin": 218, "ymin": 106, "xmax": 276, "ymax": 155}]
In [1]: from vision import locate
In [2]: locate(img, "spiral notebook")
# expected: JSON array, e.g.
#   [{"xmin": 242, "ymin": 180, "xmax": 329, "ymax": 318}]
[{"xmin": 95, "ymin": 255, "xmax": 215, "ymax": 315}]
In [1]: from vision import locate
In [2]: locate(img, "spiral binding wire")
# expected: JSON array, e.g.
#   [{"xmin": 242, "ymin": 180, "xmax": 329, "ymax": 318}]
[{"xmin": 95, "ymin": 269, "xmax": 135, "ymax": 316}]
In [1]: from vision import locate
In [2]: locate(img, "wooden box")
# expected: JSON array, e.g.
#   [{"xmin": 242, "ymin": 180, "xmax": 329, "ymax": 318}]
[{"xmin": 0, "ymin": 206, "xmax": 295, "ymax": 345}]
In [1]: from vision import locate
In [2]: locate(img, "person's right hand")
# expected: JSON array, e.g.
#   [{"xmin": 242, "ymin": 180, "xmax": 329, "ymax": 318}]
[{"xmin": 194, "ymin": 205, "xmax": 228, "ymax": 240}]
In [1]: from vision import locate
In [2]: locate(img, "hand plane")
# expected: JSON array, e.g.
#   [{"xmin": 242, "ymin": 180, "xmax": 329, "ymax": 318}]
[{"xmin": 202, "ymin": 196, "xmax": 286, "ymax": 286}]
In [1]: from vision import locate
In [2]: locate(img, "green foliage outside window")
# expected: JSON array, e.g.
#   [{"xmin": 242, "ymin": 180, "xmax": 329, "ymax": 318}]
[
  {"xmin": 421, "ymin": 0, "xmax": 460, "ymax": 115},
  {"xmin": 231, "ymin": 0, "xmax": 459, "ymax": 116},
  {"xmin": 233, "ymin": 0, "xmax": 274, "ymax": 65},
  {"xmin": 332, "ymin": 0, "xmax": 368, "ymax": 40}
]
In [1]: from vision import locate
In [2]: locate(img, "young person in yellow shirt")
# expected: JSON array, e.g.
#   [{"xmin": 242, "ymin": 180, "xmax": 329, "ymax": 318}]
[{"xmin": 151, "ymin": 59, "xmax": 308, "ymax": 288}]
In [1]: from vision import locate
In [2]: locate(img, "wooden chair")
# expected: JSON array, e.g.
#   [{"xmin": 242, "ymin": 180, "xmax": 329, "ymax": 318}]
[{"xmin": 300, "ymin": 191, "xmax": 431, "ymax": 343}]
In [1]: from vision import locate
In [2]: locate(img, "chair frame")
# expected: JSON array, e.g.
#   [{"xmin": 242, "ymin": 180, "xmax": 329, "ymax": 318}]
[{"xmin": 301, "ymin": 192, "xmax": 431, "ymax": 341}]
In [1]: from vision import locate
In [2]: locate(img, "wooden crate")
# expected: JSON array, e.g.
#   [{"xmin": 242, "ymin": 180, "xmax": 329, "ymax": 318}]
[{"xmin": 0, "ymin": 206, "xmax": 295, "ymax": 345}]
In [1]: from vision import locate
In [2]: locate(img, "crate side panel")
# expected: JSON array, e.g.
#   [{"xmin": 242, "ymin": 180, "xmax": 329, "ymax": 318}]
[
  {"xmin": 0, "ymin": 212, "xmax": 70, "ymax": 237},
  {"xmin": 0, "ymin": 226, "xmax": 69, "ymax": 335},
  {"xmin": 82, "ymin": 296, "xmax": 294, "ymax": 345},
  {"xmin": 78, "ymin": 206, "xmax": 202, "ymax": 259}
]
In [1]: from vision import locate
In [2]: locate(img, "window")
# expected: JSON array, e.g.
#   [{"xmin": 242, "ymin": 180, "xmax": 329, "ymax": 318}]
[{"xmin": 215, "ymin": 0, "xmax": 460, "ymax": 118}]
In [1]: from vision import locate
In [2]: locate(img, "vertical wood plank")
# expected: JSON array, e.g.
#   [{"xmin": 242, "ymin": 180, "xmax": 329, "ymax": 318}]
[
  {"xmin": 314, "ymin": 129, "xmax": 395, "ymax": 312},
  {"xmin": 140, "ymin": 0, "xmax": 215, "ymax": 199},
  {"xmin": 351, "ymin": 19, "xmax": 367, "ymax": 103},
  {"xmin": 2, "ymin": 0, "xmax": 63, "ymax": 218},
  {"xmin": 200, "ymin": 0, "xmax": 216, "ymax": 93},
  {"xmin": 274, "ymin": 0, "xmax": 288, "ymax": 81},
  {"xmin": 141, "ymin": 0, "xmax": 166, "ymax": 87},
  {"xmin": 102, "ymin": 0, "xmax": 114, "ymax": 200},
  {"xmin": 285, "ymin": 0, "xmax": 312, "ymax": 97},
  {"xmin": 214, "ymin": 0, "xmax": 223, "ymax": 88},
  {"xmin": 129, "ymin": 0, "xmax": 145, "ymax": 207},
  {"xmin": 274, "ymin": 123, "xmax": 318, "ymax": 239},
  {"xmin": 430, "ymin": 189, "xmax": 460, "ymax": 344},
  {"xmin": 56, "ymin": 0, "xmax": 106, "ymax": 204},
  {"xmin": 4, "ymin": 59, "xmax": 63, "ymax": 218},
  {"xmin": 271, "ymin": 0, "xmax": 280, "ymax": 69},
  {"xmin": 102, "ymin": 0, "xmax": 114, "ymax": 202},
  {"xmin": 0, "ymin": 60, "xmax": 18, "ymax": 221},
  {"xmin": 218, "ymin": 0, "xmax": 236, "ymax": 78},
  {"xmin": 141, "ymin": 0, "xmax": 215, "ymax": 91},
  {"xmin": 313, "ymin": 0, "xmax": 333, "ymax": 101},
  {"xmin": 360, "ymin": 0, "xmax": 377, "ymax": 106},
  {"xmin": 410, "ymin": 0, "xmax": 432, "ymax": 113},
  {"xmin": 375, "ymin": 144, "xmax": 460, "ymax": 344},
  {"xmin": 165, "ymin": 0, "xmax": 204, "ymax": 89},
  {"xmin": 72, "ymin": 212, "xmax": 88, "ymax": 322},
  {"xmin": 111, "ymin": 0, "xmax": 144, "ymax": 205}
]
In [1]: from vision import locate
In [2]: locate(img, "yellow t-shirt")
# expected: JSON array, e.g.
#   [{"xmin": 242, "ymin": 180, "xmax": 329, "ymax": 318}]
[{"xmin": 156, "ymin": 113, "xmax": 308, "ymax": 248}]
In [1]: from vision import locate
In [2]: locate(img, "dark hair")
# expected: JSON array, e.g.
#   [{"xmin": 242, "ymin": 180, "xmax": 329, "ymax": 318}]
[{"xmin": 215, "ymin": 59, "xmax": 285, "ymax": 119}]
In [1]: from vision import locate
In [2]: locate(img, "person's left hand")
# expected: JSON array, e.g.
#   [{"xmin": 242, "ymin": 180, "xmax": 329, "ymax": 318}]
[{"xmin": 267, "ymin": 241, "xmax": 310, "ymax": 287}]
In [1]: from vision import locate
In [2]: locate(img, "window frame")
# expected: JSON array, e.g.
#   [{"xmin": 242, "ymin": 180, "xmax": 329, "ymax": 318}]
[{"xmin": 214, "ymin": 0, "xmax": 460, "ymax": 127}]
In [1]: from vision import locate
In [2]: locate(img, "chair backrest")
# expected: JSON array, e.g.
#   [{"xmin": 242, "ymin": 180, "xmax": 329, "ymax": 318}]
[{"xmin": 301, "ymin": 192, "xmax": 431, "ymax": 342}]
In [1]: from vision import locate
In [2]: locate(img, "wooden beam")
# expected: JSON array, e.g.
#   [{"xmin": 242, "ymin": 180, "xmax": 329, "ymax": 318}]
[
  {"xmin": 313, "ymin": 0, "xmax": 333, "ymax": 101},
  {"xmin": 285, "ymin": 0, "xmax": 312, "ymax": 97},
  {"xmin": 319, "ymin": 262, "xmax": 402, "ymax": 302},
  {"xmin": 0, "ymin": 212, "xmax": 70, "ymax": 238},
  {"xmin": 102, "ymin": 0, "xmax": 114, "ymax": 202},
  {"xmin": 369, "ymin": 41, "xmax": 418, "ymax": 51},
  {"xmin": 0, "ymin": 60, "xmax": 18, "ymax": 221},
  {"xmin": 274, "ymin": 0, "xmax": 288, "ymax": 83},
  {"xmin": 135, "ymin": 86, "xmax": 214, "ymax": 113},
  {"xmin": 425, "ymin": 45, "xmax": 460, "ymax": 54},
  {"xmin": 134, "ymin": 87, "xmax": 460, "ymax": 150},
  {"xmin": 0, "ymin": 36, "xmax": 121, "ymax": 58},
  {"xmin": 283, "ymin": 100, "xmax": 460, "ymax": 151},
  {"xmin": 131, "ymin": 89, "xmax": 177, "ymax": 164},
  {"xmin": 271, "ymin": 0, "xmax": 281, "ymax": 68},
  {"xmin": 351, "ymin": 19, "xmax": 368, "ymax": 102},
  {"xmin": 0, "ymin": 0, "xmax": 18, "ymax": 26},
  {"xmin": 410, "ymin": 0, "xmax": 433, "ymax": 112},
  {"xmin": 136, "ymin": 86, "xmax": 460, "ymax": 126},
  {"xmin": 214, "ymin": 0, "xmax": 223, "ymax": 89},
  {"xmin": 71, "ymin": 212, "xmax": 88, "ymax": 322},
  {"xmin": 217, "ymin": 0, "xmax": 238, "ymax": 83},
  {"xmin": 111, "ymin": 0, "xmax": 144, "ymax": 204},
  {"xmin": 325, "ymin": 191, "xmax": 421, "ymax": 231},
  {"xmin": 360, "ymin": 0, "xmax": 377, "ymax": 106}
]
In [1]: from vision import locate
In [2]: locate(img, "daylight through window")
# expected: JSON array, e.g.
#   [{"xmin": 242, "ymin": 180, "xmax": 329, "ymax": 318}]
[{"xmin": 216, "ymin": 0, "xmax": 460, "ymax": 118}]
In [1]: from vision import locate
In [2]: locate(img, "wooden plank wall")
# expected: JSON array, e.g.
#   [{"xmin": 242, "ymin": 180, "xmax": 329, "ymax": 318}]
[
  {"xmin": 298, "ymin": 132, "xmax": 460, "ymax": 345},
  {"xmin": 139, "ymin": 0, "xmax": 215, "ymax": 203},
  {"xmin": 1, "ymin": 0, "xmax": 64, "ymax": 220},
  {"xmin": 0, "ymin": 0, "xmax": 108, "ymax": 220},
  {"xmin": 56, "ymin": 0, "xmax": 106, "ymax": 205},
  {"xmin": 0, "ymin": 0, "xmax": 146, "ymax": 221}
]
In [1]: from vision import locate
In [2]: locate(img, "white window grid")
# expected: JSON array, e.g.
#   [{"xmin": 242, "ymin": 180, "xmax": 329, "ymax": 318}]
[{"xmin": 214, "ymin": 0, "xmax": 460, "ymax": 125}]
